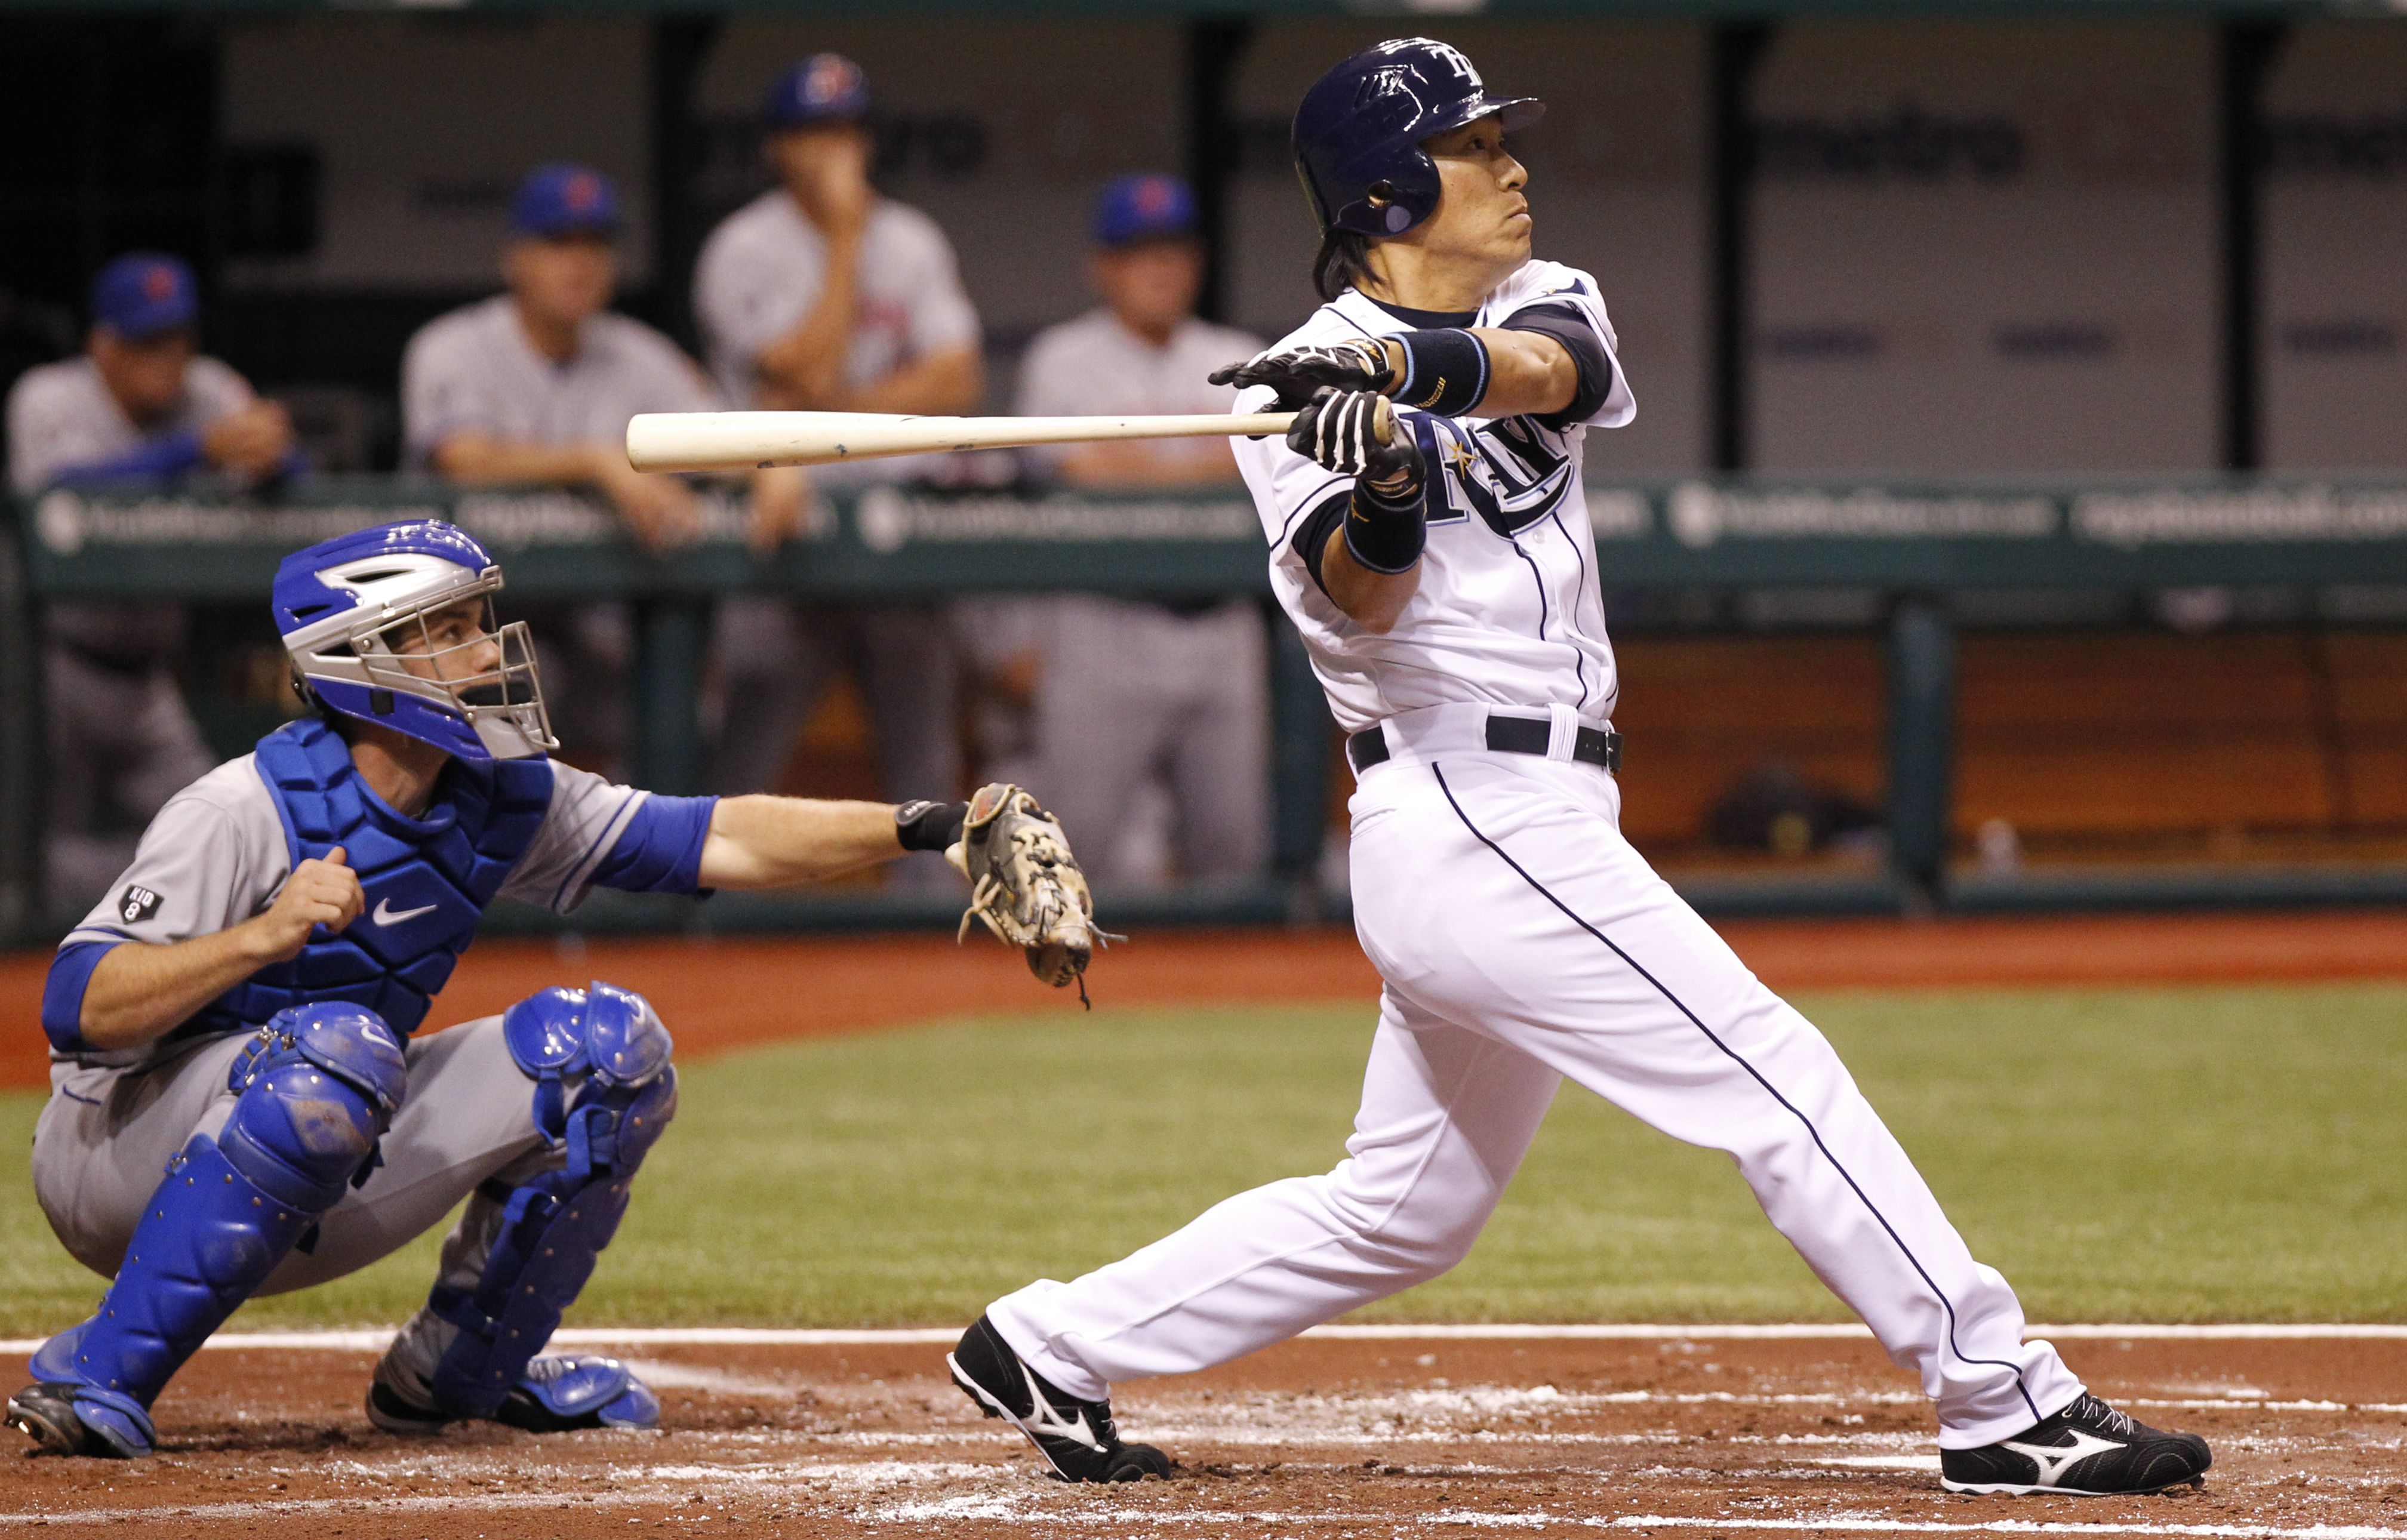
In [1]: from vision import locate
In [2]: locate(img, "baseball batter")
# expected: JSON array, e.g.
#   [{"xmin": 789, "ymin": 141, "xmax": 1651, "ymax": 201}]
[
  {"xmin": 949, "ymin": 39, "xmax": 2214, "ymax": 1500},
  {"xmin": 11, "ymin": 518, "xmax": 1087, "ymax": 1459}
]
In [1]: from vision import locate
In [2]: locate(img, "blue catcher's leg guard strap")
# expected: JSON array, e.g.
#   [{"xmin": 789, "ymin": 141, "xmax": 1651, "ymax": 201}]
[
  {"xmin": 28, "ymin": 1005, "xmax": 405, "ymax": 1430},
  {"xmin": 428, "ymin": 982, "xmax": 675, "ymax": 1421}
]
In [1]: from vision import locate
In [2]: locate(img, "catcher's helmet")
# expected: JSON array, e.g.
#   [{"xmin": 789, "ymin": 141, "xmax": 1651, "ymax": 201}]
[
  {"xmin": 273, "ymin": 519, "xmax": 555, "ymax": 761},
  {"xmin": 1292, "ymin": 38, "xmax": 1544, "ymax": 239}
]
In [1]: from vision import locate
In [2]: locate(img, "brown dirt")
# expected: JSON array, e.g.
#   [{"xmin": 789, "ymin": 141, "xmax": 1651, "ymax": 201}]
[
  {"xmin": 11, "ymin": 910, "xmax": 2407, "ymax": 1091},
  {"xmin": 0, "ymin": 1335, "xmax": 2398, "ymax": 1536}
]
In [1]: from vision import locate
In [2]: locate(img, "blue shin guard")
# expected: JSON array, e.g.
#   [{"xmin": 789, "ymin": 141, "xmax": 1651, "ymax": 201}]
[
  {"xmin": 424, "ymin": 982, "xmax": 675, "ymax": 1427},
  {"xmin": 17, "ymin": 1005, "xmax": 405, "ymax": 1456}
]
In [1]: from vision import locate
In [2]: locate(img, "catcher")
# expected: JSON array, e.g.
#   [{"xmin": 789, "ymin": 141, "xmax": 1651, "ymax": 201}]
[{"xmin": 15, "ymin": 517, "xmax": 1100, "ymax": 1458}]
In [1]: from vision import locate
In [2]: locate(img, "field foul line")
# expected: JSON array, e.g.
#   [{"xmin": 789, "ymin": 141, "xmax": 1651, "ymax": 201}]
[
  {"xmin": 4, "ymin": 1492, "xmax": 2399, "ymax": 1539},
  {"xmin": 872, "ymin": 1502, "xmax": 2407, "ymax": 1538},
  {"xmin": 2, "ymin": 1323, "xmax": 2400, "ymax": 1356}
]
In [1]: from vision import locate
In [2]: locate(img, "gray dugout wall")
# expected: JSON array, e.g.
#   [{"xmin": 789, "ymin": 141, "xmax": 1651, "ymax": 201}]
[{"xmin": 211, "ymin": 14, "xmax": 2407, "ymax": 472}]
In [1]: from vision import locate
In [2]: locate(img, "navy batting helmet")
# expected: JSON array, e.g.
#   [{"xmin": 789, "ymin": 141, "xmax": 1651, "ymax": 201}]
[{"xmin": 1292, "ymin": 38, "xmax": 1544, "ymax": 239}]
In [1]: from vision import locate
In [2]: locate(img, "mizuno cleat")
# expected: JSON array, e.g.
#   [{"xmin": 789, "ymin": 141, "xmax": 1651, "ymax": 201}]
[
  {"xmin": 948, "ymin": 1314, "xmax": 1171, "ymax": 1483},
  {"xmin": 1941, "ymin": 1393, "xmax": 2211, "ymax": 1496}
]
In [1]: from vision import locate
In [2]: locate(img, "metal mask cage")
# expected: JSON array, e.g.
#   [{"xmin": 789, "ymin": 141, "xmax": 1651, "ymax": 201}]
[{"xmin": 350, "ymin": 594, "xmax": 556, "ymax": 755}]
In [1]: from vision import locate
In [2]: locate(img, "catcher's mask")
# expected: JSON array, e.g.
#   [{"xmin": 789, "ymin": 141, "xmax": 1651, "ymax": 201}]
[{"xmin": 272, "ymin": 519, "xmax": 555, "ymax": 762}]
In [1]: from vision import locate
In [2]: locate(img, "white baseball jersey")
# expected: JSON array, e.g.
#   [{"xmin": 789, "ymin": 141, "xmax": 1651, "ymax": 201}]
[
  {"xmin": 7, "ymin": 355, "xmax": 254, "ymax": 495},
  {"xmin": 694, "ymin": 192, "xmax": 979, "ymax": 409},
  {"xmin": 401, "ymin": 296, "xmax": 719, "ymax": 469},
  {"xmin": 985, "ymin": 256, "xmax": 2089, "ymax": 1456},
  {"xmin": 1230, "ymin": 260, "xmax": 1634, "ymax": 734}
]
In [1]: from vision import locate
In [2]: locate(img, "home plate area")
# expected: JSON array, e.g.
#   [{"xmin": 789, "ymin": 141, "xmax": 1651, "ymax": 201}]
[{"xmin": 1, "ymin": 1330, "xmax": 2400, "ymax": 1538}]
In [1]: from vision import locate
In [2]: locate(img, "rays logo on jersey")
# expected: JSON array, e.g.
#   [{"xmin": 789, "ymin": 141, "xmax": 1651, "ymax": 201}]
[{"xmin": 1407, "ymin": 411, "xmax": 1575, "ymax": 538}]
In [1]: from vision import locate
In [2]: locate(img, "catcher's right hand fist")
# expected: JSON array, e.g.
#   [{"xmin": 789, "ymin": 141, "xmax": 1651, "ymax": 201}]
[
  {"xmin": 1209, "ymin": 338, "xmax": 1396, "ymax": 409},
  {"xmin": 949, "ymin": 783, "xmax": 1107, "ymax": 1003},
  {"xmin": 1288, "ymin": 387, "xmax": 1424, "ymax": 490}
]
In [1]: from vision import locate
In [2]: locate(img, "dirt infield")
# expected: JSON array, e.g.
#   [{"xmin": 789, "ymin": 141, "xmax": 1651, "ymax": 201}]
[
  {"xmin": 10, "ymin": 909, "xmax": 2407, "ymax": 1091},
  {"xmin": 0, "ymin": 1331, "xmax": 2399, "ymax": 1536}
]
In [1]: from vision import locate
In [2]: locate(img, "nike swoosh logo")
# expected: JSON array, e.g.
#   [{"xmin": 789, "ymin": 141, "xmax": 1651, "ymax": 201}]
[{"xmin": 372, "ymin": 898, "xmax": 439, "ymax": 926}]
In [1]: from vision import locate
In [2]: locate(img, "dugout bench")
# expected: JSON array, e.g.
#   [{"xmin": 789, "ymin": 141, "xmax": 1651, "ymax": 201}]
[{"xmin": 9, "ymin": 475, "xmax": 2407, "ymax": 946}]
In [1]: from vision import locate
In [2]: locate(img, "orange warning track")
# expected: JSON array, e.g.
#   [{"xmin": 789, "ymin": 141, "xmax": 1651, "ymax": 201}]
[{"xmin": 7, "ymin": 908, "xmax": 2406, "ymax": 1091}]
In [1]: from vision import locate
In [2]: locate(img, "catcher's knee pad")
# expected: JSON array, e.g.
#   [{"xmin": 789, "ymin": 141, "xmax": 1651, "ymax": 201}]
[
  {"xmin": 427, "ymin": 982, "xmax": 675, "ymax": 1420},
  {"xmin": 27, "ymin": 1004, "xmax": 406, "ymax": 1425}
]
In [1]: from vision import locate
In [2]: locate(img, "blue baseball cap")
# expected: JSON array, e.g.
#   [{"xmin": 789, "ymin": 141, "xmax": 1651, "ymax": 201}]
[
  {"xmin": 90, "ymin": 253, "xmax": 198, "ymax": 340},
  {"xmin": 1093, "ymin": 173, "xmax": 1198, "ymax": 248},
  {"xmin": 764, "ymin": 53, "xmax": 872, "ymax": 130},
  {"xmin": 511, "ymin": 164, "xmax": 620, "ymax": 239}
]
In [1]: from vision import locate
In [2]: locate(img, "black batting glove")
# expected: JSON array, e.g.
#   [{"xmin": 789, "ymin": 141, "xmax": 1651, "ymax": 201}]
[
  {"xmin": 1288, "ymin": 387, "xmax": 1425, "ymax": 494},
  {"xmin": 1211, "ymin": 338, "xmax": 1397, "ymax": 410}
]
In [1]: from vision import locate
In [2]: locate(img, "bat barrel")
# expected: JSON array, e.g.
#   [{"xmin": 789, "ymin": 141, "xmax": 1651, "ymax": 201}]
[{"xmin": 626, "ymin": 410, "xmax": 1298, "ymax": 473}]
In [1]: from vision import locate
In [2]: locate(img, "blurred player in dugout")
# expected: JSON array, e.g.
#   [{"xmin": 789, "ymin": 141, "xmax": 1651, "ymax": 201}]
[
  {"xmin": 402, "ymin": 165, "xmax": 805, "ymax": 771},
  {"xmin": 5, "ymin": 254, "xmax": 298, "ymax": 913},
  {"xmin": 695, "ymin": 53, "xmax": 981, "ymax": 883},
  {"xmin": 986, "ymin": 174, "xmax": 1270, "ymax": 885}
]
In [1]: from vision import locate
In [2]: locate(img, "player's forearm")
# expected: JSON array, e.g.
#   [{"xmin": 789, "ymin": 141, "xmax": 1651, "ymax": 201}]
[
  {"xmin": 432, "ymin": 435, "xmax": 610, "ymax": 488},
  {"xmin": 1464, "ymin": 329, "xmax": 1577, "ymax": 419},
  {"xmin": 838, "ymin": 346, "xmax": 983, "ymax": 417},
  {"xmin": 696, "ymin": 795, "xmax": 914, "ymax": 888},
  {"xmin": 756, "ymin": 244, "xmax": 863, "ymax": 407},
  {"xmin": 1320, "ymin": 526, "xmax": 1419, "ymax": 634},
  {"xmin": 79, "ymin": 923, "xmax": 288, "ymax": 1051}
]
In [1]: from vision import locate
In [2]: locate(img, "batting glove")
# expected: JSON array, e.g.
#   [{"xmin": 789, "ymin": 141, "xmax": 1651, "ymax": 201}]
[
  {"xmin": 1288, "ymin": 387, "xmax": 1424, "ymax": 491},
  {"xmin": 1211, "ymin": 339, "xmax": 1398, "ymax": 409}
]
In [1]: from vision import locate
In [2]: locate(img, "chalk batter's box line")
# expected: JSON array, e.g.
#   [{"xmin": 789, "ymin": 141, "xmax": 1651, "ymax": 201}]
[{"xmin": 2, "ymin": 1322, "xmax": 2402, "ymax": 1355}]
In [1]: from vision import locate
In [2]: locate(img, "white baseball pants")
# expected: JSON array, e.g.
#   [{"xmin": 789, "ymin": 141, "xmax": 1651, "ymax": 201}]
[{"xmin": 987, "ymin": 736, "xmax": 2082, "ymax": 1448}]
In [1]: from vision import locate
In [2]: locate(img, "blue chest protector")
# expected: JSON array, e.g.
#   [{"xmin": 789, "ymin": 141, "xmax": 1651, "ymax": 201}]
[{"xmin": 191, "ymin": 719, "xmax": 552, "ymax": 1039}]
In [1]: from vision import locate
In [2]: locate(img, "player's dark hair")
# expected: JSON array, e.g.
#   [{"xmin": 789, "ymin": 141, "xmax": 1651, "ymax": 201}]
[
  {"xmin": 293, "ymin": 672, "xmax": 361, "ymax": 743},
  {"xmin": 1313, "ymin": 229, "xmax": 1375, "ymax": 303}
]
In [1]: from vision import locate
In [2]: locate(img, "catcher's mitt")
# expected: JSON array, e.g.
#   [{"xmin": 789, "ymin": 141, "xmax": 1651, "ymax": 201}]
[{"xmin": 948, "ymin": 783, "xmax": 1110, "ymax": 1004}]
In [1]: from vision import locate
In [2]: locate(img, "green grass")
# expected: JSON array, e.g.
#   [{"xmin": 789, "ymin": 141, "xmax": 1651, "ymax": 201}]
[{"xmin": 1, "ymin": 982, "xmax": 2400, "ymax": 1336}]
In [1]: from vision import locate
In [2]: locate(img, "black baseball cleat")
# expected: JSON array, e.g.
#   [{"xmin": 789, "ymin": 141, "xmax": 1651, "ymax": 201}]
[
  {"xmin": 948, "ymin": 1314, "xmax": 1171, "ymax": 1483},
  {"xmin": 1941, "ymin": 1393, "xmax": 2211, "ymax": 1496}
]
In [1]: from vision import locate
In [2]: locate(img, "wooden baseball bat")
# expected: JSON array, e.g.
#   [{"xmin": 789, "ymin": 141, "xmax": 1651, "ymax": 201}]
[{"xmin": 623, "ymin": 401, "xmax": 1392, "ymax": 473}]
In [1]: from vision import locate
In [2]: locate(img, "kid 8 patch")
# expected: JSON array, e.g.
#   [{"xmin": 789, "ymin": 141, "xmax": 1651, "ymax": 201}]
[{"xmin": 118, "ymin": 885, "xmax": 163, "ymax": 924}]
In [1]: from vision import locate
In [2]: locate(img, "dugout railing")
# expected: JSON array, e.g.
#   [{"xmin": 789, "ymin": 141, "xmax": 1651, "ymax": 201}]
[{"xmin": 9, "ymin": 475, "xmax": 2407, "ymax": 947}]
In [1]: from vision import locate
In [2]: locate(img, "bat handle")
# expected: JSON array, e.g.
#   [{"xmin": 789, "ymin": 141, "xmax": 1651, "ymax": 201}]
[{"xmin": 1371, "ymin": 396, "xmax": 1398, "ymax": 446}]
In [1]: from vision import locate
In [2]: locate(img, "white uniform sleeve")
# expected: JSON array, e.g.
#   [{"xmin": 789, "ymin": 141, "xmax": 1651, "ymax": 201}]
[
  {"xmin": 401, "ymin": 316, "xmax": 501, "ymax": 461},
  {"xmin": 7, "ymin": 366, "xmax": 115, "ymax": 495},
  {"xmin": 498, "ymin": 760, "xmax": 649, "ymax": 914},
  {"xmin": 694, "ymin": 214, "xmax": 820, "ymax": 382},
  {"xmin": 1491, "ymin": 261, "xmax": 1633, "ymax": 430},
  {"xmin": 183, "ymin": 358, "xmax": 257, "ymax": 424},
  {"xmin": 63, "ymin": 760, "xmax": 289, "ymax": 948}
]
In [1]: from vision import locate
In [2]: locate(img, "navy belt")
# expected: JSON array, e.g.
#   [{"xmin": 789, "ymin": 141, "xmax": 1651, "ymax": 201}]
[{"xmin": 1348, "ymin": 715, "xmax": 1622, "ymax": 774}]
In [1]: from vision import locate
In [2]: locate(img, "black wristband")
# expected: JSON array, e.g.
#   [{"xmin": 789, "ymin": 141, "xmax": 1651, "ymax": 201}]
[
  {"xmin": 894, "ymin": 799, "xmax": 969, "ymax": 853},
  {"xmin": 1391, "ymin": 328, "xmax": 1491, "ymax": 417},
  {"xmin": 1341, "ymin": 476, "xmax": 1428, "ymax": 575}
]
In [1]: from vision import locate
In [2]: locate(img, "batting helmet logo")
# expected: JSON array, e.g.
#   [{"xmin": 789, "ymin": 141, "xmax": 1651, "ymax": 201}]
[{"xmin": 1356, "ymin": 64, "xmax": 1424, "ymax": 112}]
